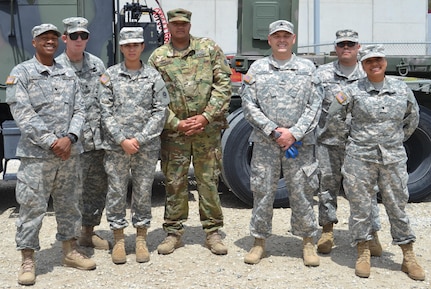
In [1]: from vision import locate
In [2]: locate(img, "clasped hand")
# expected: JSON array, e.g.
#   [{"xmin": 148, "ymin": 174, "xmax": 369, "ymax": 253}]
[{"xmin": 178, "ymin": 115, "xmax": 208, "ymax": 136}]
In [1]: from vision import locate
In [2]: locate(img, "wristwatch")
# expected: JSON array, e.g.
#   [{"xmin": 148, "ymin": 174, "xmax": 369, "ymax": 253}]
[{"xmin": 67, "ymin": 133, "xmax": 78, "ymax": 144}]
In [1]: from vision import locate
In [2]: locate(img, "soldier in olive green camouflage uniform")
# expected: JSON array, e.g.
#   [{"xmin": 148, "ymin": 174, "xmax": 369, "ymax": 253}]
[
  {"xmin": 6, "ymin": 23, "xmax": 96, "ymax": 286},
  {"xmin": 241, "ymin": 20, "xmax": 321, "ymax": 266},
  {"xmin": 328, "ymin": 44, "xmax": 425, "ymax": 280},
  {"xmin": 314, "ymin": 29, "xmax": 381, "ymax": 255},
  {"xmin": 56, "ymin": 17, "xmax": 109, "ymax": 251},
  {"xmin": 148, "ymin": 8, "xmax": 231, "ymax": 255},
  {"xmin": 100, "ymin": 27, "xmax": 169, "ymax": 264}
]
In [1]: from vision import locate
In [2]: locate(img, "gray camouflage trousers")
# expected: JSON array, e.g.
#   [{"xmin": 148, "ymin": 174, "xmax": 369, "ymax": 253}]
[
  {"xmin": 104, "ymin": 149, "xmax": 158, "ymax": 230},
  {"xmin": 15, "ymin": 156, "xmax": 82, "ymax": 251},
  {"xmin": 250, "ymin": 140, "xmax": 319, "ymax": 239},
  {"xmin": 342, "ymin": 155, "xmax": 416, "ymax": 246},
  {"xmin": 80, "ymin": 150, "xmax": 108, "ymax": 227},
  {"xmin": 317, "ymin": 143, "xmax": 381, "ymax": 231}
]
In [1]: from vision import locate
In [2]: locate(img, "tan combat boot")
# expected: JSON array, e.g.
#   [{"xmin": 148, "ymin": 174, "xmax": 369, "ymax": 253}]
[
  {"xmin": 136, "ymin": 227, "xmax": 150, "ymax": 263},
  {"xmin": 205, "ymin": 230, "xmax": 228, "ymax": 255},
  {"xmin": 62, "ymin": 239, "xmax": 96, "ymax": 270},
  {"xmin": 78, "ymin": 226, "xmax": 109, "ymax": 250},
  {"xmin": 303, "ymin": 237, "xmax": 320, "ymax": 267},
  {"xmin": 112, "ymin": 229, "xmax": 127, "ymax": 264},
  {"xmin": 317, "ymin": 223, "xmax": 334, "ymax": 254},
  {"xmin": 355, "ymin": 241, "xmax": 370, "ymax": 278},
  {"xmin": 244, "ymin": 238, "xmax": 265, "ymax": 264},
  {"xmin": 18, "ymin": 249, "xmax": 36, "ymax": 285},
  {"xmin": 369, "ymin": 231, "xmax": 383, "ymax": 257},
  {"xmin": 400, "ymin": 242, "xmax": 425, "ymax": 281},
  {"xmin": 157, "ymin": 234, "xmax": 182, "ymax": 255}
]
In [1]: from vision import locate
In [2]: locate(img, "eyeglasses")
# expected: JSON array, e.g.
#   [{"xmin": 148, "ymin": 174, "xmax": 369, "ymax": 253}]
[
  {"xmin": 336, "ymin": 41, "xmax": 357, "ymax": 48},
  {"xmin": 68, "ymin": 32, "xmax": 89, "ymax": 41}
]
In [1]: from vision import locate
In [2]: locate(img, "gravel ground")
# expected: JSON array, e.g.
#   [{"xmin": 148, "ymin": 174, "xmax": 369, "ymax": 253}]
[{"xmin": 0, "ymin": 162, "xmax": 430, "ymax": 289}]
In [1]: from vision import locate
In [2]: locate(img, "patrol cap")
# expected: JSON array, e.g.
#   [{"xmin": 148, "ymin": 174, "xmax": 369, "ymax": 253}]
[
  {"xmin": 359, "ymin": 44, "xmax": 386, "ymax": 62},
  {"xmin": 269, "ymin": 20, "xmax": 294, "ymax": 35},
  {"xmin": 119, "ymin": 27, "xmax": 144, "ymax": 45},
  {"xmin": 335, "ymin": 29, "xmax": 359, "ymax": 43},
  {"xmin": 63, "ymin": 17, "xmax": 90, "ymax": 34},
  {"xmin": 32, "ymin": 23, "xmax": 61, "ymax": 38},
  {"xmin": 167, "ymin": 8, "xmax": 192, "ymax": 23}
]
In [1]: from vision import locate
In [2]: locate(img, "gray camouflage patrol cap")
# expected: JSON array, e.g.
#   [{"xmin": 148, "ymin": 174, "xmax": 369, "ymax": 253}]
[
  {"xmin": 167, "ymin": 8, "xmax": 192, "ymax": 23},
  {"xmin": 32, "ymin": 23, "xmax": 61, "ymax": 38},
  {"xmin": 359, "ymin": 44, "xmax": 386, "ymax": 62},
  {"xmin": 119, "ymin": 27, "xmax": 144, "ymax": 45},
  {"xmin": 335, "ymin": 29, "xmax": 359, "ymax": 43},
  {"xmin": 269, "ymin": 20, "xmax": 294, "ymax": 35},
  {"xmin": 63, "ymin": 17, "xmax": 90, "ymax": 34}
]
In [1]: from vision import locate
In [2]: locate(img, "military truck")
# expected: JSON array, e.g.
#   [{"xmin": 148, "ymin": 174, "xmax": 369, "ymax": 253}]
[{"xmin": 1, "ymin": 0, "xmax": 431, "ymax": 208}]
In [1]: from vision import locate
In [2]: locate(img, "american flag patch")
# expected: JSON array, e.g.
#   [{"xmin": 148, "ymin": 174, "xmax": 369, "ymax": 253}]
[
  {"xmin": 5, "ymin": 75, "xmax": 17, "ymax": 85},
  {"xmin": 335, "ymin": 91, "xmax": 347, "ymax": 104},
  {"xmin": 243, "ymin": 73, "xmax": 252, "ymax": 84},
  {"xmin": 100, "ymin": 74, "xmax": 109, "ymax": 84}
]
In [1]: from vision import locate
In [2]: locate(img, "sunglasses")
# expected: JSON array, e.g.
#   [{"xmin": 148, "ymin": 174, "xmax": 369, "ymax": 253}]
[
  {"xmin": 336, "ymin": 41, "xmax": 356, "ymax": 48},
  {"xmin": 68, "ymin": 32, "xmax": 89, "ymax": 40}
]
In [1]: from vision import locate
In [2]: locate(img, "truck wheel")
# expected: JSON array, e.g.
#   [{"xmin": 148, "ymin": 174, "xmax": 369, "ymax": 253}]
[
  {"xmin": 221, "ymin": 108, "xmax": 290, "ymax": 208},
  {"xmin": 404, "ymin": 106, "xmax": 431, "ymax": 202}
]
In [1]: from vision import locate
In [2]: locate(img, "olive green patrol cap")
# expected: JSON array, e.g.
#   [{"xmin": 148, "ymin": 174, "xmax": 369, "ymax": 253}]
[
  {"xmin": 63, "ymin": 17, "xmax": 90, "ymax": 34},
  {"xmin": 335, "ymin": 29, "xmax": 359, "ymax": 43},
  {"xmin": 269, "ymin": 20, "xmax": 294, "ymax": 35},
  {"xmin": 359, "ymin": 44, "xmax": 385, "ymax": 62},
  {"xmin": 32, "ymin": 23, "xmax": 61, "ymax": 38},
  {"xmin": 167, "ymin": 8, "xmax": 192, "ymax": 22},
  {"xmin": 119, "ymin": 27, "xmax": 144, "ymax": 45}
]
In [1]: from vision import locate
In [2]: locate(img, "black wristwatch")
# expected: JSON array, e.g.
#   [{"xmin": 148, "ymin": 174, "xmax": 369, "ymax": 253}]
[{"xmin": 67, "ymin": 133, "xmax": 78, "ymax": 144}]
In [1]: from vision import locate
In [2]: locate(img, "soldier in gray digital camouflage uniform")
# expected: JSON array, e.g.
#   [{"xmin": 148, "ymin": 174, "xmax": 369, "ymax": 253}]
[
  {"xmin": 241, "ymin": 20, "xmax": 322, "ymax": 266},
  {"xmin": 328, "ymin": 44, "xmax": 425, "ymax": 280},
  {"xmin": 99, "ymin": 27, "xmax": 169, "ymax": 264},
  {"xmin": 314, "ymin": 29, "xmax": 382, "ymax": 256},
  {"xmin": 148, "ymin": 8, "xmax": 231, "ymax": 256},
  {"xmin": 6, "ymin": 23, "xmax": 96, "ymax": 286},
  {"xmin": 56, "ymin": 17, "xmax": 109, "ymax": 251}
]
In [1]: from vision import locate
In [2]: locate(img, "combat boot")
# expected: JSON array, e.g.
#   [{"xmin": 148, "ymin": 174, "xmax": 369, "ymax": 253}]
[
  {"xmin": 136, "ymin": 227, "xmax": 150, "ymax": 263},
  {"xmin": 62, "ymin": 239, "xmax": 96, "ymax": 270},
  {"xmin": 317, "ymin": 223, "xmax": 334, "ymax": 254},
  {"xmin": 303, "ymin": 237, "xmax": 320, "ymax": 267},
  {"xmin": 157, "ymin": 234, "xmax": 182, "ymax": 255},
  {"xmin": 78, "ymin": 226, "xmax": 109, "ymax": 250},
  {"xmin": 18, "ymin": 249, "xmax": 35, "ymax": 285},
  {"xmin": 112, "ymin": 229, "xmax": 127, "ymax": 264},
  {"xmin": 355, "ymin": 241, "xmax": 370, "ymax": 278},
  {"xmin": 400, "ymin": 242, "xmax": 425, "ymax": 281},
  {"xmin": 205, "ymin": 230, "xmax": 228, "ymax": 255},
  {"xmin": 369, "ymin": 231, "xmax": 383, "ymax": 257},
  {"xmin": 244, "ymin": 238, "xmax": 265, "ymax": 264}
]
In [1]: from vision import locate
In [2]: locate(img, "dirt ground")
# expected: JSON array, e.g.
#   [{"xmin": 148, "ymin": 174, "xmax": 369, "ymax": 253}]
[{"xmin": 0, "ymin": 167, "xmax": 430, "ymax": 289}]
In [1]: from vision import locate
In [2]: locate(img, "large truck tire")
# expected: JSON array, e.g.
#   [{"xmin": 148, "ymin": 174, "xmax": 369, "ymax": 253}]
[
  {"xmin": 404, "ymin": 105, "xmax": 431, "ymax": 202},
  {"xmin": 221, "ymin": 108, "xmax": 290, "ymax": 208}
]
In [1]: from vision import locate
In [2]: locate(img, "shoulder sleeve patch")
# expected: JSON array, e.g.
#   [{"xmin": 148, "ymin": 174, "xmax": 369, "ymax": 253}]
[
  {"xmin": 5, "ymin": 76, "xmax": 17, "ymax": 85},
  {"xmin": 243, "ymin": 73, "xmax": 252, "ymax": 84},
  {"xmin": 335, "ymin": 91, "xmax": 347, "ymax": 104},
  {"xmin": 100, "ymin": 73, "xmax": 110, "ymax": 85}
]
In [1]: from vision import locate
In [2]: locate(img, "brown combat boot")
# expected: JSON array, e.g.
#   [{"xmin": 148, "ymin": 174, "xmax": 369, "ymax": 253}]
[
  {"xmin": 205, "ymin": 230, "xmax": 228, "ymax": 255},
  {"xmin": 62, "ymin": 239, "xmax": 96, "ymax": 270},
  {"xmin": 400, "ymin": 242, "xmax": 425, "ymax": 281},
  {"xmin": 135, "ymin": 227, "xmax": 150, "ymax": 263},
  {"xmin": 18, "ymin": 249, "xmax": 36, "ymax": 285},
  {"xmin": 355, "ymin": 241, "xmax": 370, "ymax": 278},
  {"xmin": 317, "ymin": 223, "xmax": 334, "ymax": 254},
  {"xmin": 157, "ymin": 234, "xmax": 182, "ymax": 255},
  {"xmin": 78, "ymin": 226, "xmax": 109, "ymax": 250},
  {"xmin": 112, "ymin": 229, "xmax": 127, "ymax": 264},
  {"xmin": 303, "ymin": 237, "xmax": 320, "ymax": 266},
  {"xmin": 244, "ymin": 238, "xmax": 265, "ymax": 264},
  {"xmin": 369, "ymin": 231, "xmax": 383, "ymax": 257}
]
